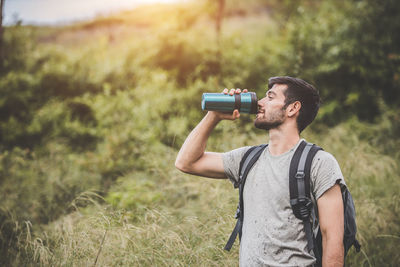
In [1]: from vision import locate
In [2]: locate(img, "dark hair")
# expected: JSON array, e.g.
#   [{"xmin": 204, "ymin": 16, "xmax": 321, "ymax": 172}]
[{"xmin": 268, "ymin": 76, "xmax": 320, "ymax": 133}]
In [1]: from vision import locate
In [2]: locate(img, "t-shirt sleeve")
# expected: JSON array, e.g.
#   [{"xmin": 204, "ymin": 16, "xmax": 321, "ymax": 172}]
[
  {"xmin": 222, "ymin": 146, "xmax": 251, "ymax": 188},
  {"xmin": 311, "ymin": 150, "xmax": 347, "ymax": 200}
]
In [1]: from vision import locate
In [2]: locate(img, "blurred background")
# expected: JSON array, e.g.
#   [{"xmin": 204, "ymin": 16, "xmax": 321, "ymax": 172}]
[{"xmin": 0, "ymin": 0, "xmax": 399, "ymax": 265}]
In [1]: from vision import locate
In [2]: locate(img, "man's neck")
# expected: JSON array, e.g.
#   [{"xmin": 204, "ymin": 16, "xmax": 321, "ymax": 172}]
[{"xmin": 267, "ymin": 126, "xmax": 300, "ymax": 156}]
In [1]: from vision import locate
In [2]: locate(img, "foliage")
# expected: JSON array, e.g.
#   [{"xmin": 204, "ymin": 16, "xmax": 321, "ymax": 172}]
[{"xmin": 283, "ymin": 0, "xmax": 400, "ymax": 124}]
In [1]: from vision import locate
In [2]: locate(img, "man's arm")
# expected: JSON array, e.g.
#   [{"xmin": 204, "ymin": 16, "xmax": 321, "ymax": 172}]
[
  {"xmin": 175, "ymin": 88, "xmax": 245, "ymax": 178},
  {"xmin": 317, "ymin": 183, "xmax": 344, "ymax": 267}
]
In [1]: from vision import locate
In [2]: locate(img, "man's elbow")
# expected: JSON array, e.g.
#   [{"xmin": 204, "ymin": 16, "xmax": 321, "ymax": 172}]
[{"xmin": 175, "ymin": 159, "xmax": 192, "ymax": 173}]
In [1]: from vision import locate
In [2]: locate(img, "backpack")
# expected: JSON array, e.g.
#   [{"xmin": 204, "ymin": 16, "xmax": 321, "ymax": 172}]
[{"xmin": 224, "ymin": 140, "xmax": 361, "ymax": 266}]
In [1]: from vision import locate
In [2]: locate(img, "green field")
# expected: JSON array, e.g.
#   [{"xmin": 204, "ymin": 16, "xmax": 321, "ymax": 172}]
[{"xmin": 1, "ymin": 0, "xmax": 399, "ymax": 266}]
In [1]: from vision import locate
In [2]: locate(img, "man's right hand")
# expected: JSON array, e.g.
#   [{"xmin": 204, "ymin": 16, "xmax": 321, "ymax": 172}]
[{"xmin": 207, "ymin": 88, "xmax": 248, "ymax": 121}]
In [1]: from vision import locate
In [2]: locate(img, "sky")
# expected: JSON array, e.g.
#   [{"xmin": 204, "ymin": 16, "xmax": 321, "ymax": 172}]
[{"xmin": 3, "ymin": 0, "xmax": 185, "ymax": 25}]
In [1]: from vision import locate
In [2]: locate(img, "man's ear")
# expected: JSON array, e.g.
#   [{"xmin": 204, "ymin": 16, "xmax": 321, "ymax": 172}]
[{"xmin": 287, "ymin": 101, "xmax": 301, "ymax": 117}]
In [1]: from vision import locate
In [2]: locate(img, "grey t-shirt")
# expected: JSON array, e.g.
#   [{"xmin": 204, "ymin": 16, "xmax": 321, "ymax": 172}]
[{"xmin": 222, "ymin": 139, "xmax": 346, "ymax": 267}]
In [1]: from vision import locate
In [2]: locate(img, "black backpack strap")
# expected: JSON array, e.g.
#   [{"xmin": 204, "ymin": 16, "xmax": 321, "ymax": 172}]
[
  {"xmin": 224, "ymin": 216, "xmax": 242, "ymax": 251},
  {"xmin": 289, "ymin": 141, "xmax": 322, "ymax": 253},
  {"xmin": 224, "ymin": 144, "xmax": 268, "ymax": 251},
  {"xmin": 238, "ymin": 145, "xmax": 268, "ymax": 237}
]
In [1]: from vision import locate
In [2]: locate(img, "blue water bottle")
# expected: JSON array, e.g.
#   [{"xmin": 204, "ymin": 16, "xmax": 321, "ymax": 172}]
[{"xmin": 201, "ymin": 92, "xmax": 258, "ymax": 114}]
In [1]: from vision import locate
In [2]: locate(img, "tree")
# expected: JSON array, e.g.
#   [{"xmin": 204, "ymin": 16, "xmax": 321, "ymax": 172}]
[
  {"xmin": 0, "ymin": 0, "xmax": 5, "ymax": 60},
  {"xmin": 285, "ymin": 0, "xmax": 400, "ymax": 124}
]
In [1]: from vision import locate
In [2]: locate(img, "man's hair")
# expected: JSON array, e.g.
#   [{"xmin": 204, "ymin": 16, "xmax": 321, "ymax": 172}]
[{"xmin": 268, "ymin": 76, "xmax": 320, "ymax": 133}]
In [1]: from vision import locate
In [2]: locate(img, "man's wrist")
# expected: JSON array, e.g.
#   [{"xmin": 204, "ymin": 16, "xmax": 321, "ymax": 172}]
[{"xmin": 205, "ymin": 111, "xmax": 222, "ymax": 124}]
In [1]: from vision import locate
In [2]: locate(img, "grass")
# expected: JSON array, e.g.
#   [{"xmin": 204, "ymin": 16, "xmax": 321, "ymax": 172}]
[{"xmin": 5, "ymin": 120, "xmax": 396, "ymax": 266}]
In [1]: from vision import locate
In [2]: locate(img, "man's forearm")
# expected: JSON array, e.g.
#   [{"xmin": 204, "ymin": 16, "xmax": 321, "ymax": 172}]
[
  {"xmin": 175, "ymin": 88, "xmax": 243, "ymax": 176},
  {"xmin": 175, "ymin": 112, "xmax": 220, "ymax": 170}
]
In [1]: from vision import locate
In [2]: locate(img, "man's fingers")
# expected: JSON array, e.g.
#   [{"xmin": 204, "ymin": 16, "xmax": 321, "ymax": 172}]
[
  {"xmin": 222, "ymin": 87, "xmax": 248, "ymax": 95},
  {"xmin": 211, "ymin": 109, "xmax": 241, "ymax": 121},
  {"xmin": 233, "ymin": 109, "xmax": 240, "ymax": 118}
]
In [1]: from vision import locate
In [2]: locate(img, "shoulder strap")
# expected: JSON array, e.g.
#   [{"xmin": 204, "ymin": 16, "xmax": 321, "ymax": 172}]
[
  {"xmin": 224, "ymin": 144, "xmax": 268, "ymax": 251},
  {"xmin": 289, "ymin": 140, "xmax": 322, "ymax": 252},
  {"xmin": 238, "ymin": 145, "xmax": 268, "ymax": 229}
]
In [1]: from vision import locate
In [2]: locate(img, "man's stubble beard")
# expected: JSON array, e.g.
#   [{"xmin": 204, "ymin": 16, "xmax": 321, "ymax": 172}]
[{"xmin": 254, "ymin": 108, "xmax": 286, "ymax": 130}]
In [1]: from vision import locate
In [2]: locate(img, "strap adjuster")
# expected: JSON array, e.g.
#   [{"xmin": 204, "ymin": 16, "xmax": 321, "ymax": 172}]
[
  {"xmin": 234, "ymin": 207, "xmax": 240, "ymax": 219},
  {"xmin": 290, "ymin": 197, "xmax": 312, "ymax": 220},
  {"xmin": 295, "ymin": 171, "xmax": 305, "ymax": 179}
]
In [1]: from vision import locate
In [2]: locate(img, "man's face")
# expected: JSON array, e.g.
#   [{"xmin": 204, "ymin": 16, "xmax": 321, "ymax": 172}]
[{"xmin": 254, "ymin": 84, "xmax": 288, "ymax": 130}]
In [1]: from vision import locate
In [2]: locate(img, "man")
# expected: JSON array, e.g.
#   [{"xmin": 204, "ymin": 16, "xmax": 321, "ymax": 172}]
[{"xmin": 175, "ymin": 76, "xmax": 345, "ymax": 267}]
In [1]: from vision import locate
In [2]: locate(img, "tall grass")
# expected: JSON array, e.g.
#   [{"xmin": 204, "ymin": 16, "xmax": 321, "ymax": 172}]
[{"xmin": 6, "ymin": 120, "xmax": 397, "ymax": 266}]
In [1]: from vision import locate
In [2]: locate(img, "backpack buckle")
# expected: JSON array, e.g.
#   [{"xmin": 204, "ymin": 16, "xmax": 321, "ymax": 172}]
[
  {"xmin": 295, "ymin": 171, "xmax": 305, "ymax": 179},
  {"xmin": 290, "ymin": 197, "xmax": 312, "ymax": 220}
]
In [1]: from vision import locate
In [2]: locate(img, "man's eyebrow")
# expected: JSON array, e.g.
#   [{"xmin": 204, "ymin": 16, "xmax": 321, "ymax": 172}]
[{"xmin": 266, "ymin": 90, "xmax": 277, "ymax": 96}]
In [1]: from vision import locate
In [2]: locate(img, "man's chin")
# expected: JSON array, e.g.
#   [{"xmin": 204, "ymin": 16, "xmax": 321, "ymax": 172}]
[
  {"xmin": 254, "ymin": 119, "xmax": 269, "ymax": 130},
  {"xmin": 254, "ymin": 119, "xmax": 281, "ymax": 130}
]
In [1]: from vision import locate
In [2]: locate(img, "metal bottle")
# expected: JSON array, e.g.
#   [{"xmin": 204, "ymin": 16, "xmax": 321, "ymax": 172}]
[{"xmin": 201, "ymin": 92, "xmax": 258, "ymax": 114}]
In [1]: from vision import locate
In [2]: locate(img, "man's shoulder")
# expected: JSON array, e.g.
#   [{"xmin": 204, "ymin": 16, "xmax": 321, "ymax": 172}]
[
  {"xmin": 313, "ymin": 149, "xmax": 339, "ymax": 166},
  {"xmin": 222, "ymin": 146, "xmax": 254, "ymax": 187},
  {"xmin": 310, "ymin": 147, "xmax": 346, "ymax": 199}
]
